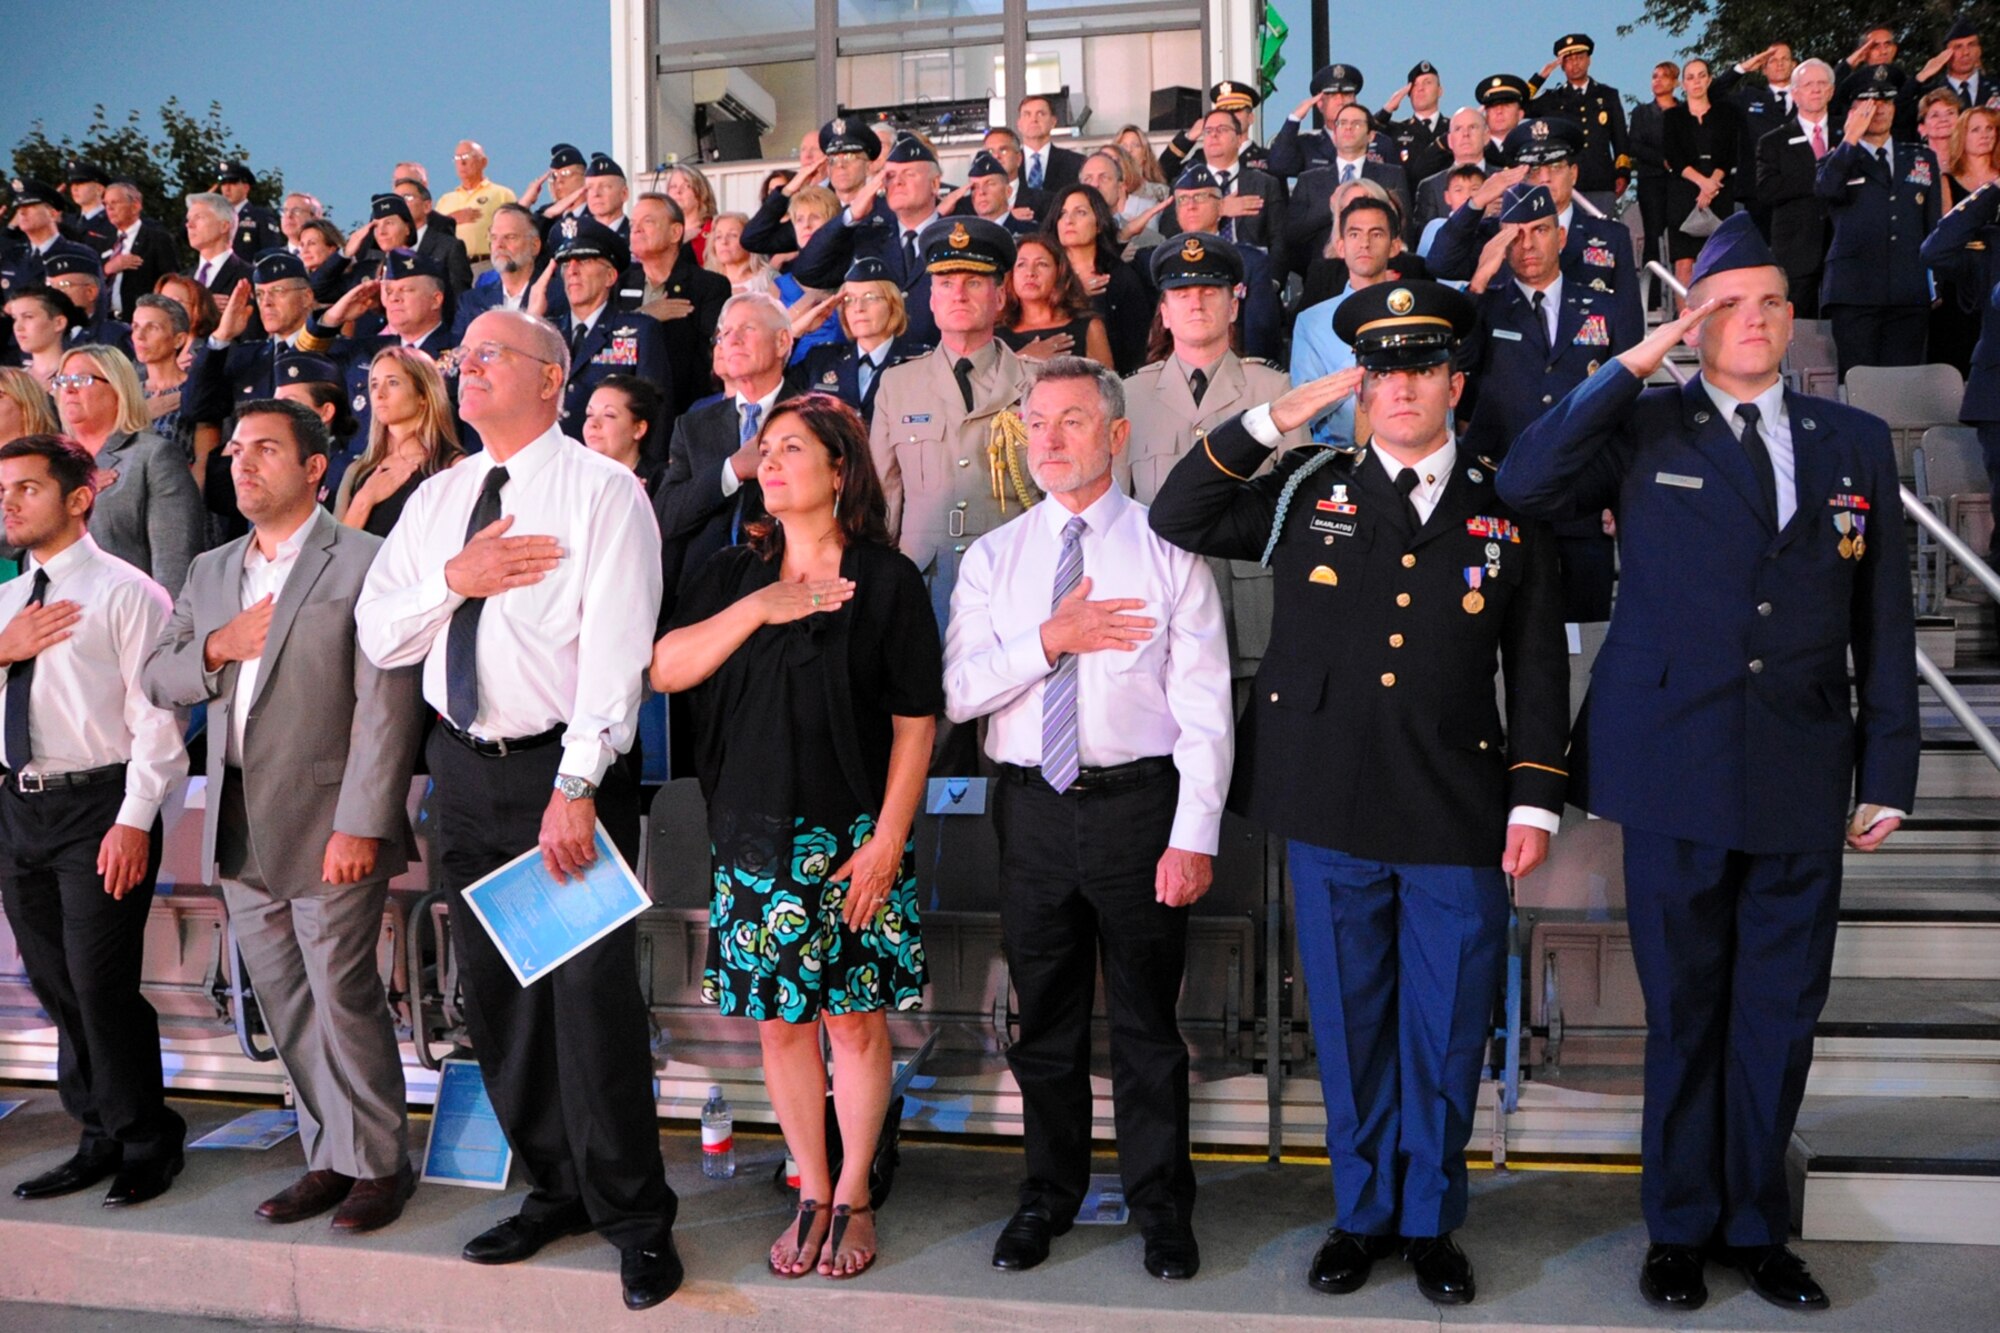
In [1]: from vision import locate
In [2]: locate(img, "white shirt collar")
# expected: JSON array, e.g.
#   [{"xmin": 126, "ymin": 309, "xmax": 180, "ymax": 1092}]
[
  {"xmin": 1700, "ymin": 374, "xmax": 1786, "ymax": 427},
  {"xmin": 1515, "ymin": 271, "xmax": 1563, "ymax": 310},
  {"xmin": 1373, "ymin": 436, "xmax": 1458, "ymax": 504},
  {"xmin": 1039, "ymin": 483, "xmax": 1128, "ymax": 541},
  {"xmin": 246, "ymin": 507, "xmax": 317, "ymax": 568},
  {"xmin": 25, "ymin": 532, "xmax": 101, "ymax": 580}
]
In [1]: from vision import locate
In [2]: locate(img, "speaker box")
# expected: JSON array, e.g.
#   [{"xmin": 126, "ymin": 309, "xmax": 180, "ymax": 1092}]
[
  {"xmin": 1150, "ymin": 86, "xmax": 1202, "ymax": 132},
  {"xmin": 702, "ymin": 121, "xmax": 763, "ymax": 163}
]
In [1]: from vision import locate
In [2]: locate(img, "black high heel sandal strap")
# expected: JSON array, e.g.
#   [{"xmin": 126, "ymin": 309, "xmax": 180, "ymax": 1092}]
[{"xmin": 795, "ymin": 1199, "xmax": 825, "ymax": 1252}]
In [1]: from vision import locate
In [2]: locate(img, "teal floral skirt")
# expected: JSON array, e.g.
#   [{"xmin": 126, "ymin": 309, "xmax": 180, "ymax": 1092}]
[{"xmin": 702, "ymin": 811, "xmax": 927, "ymax": 1022}]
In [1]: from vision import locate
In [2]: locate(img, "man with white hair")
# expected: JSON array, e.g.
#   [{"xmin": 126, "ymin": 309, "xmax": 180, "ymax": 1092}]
[
  {"xmin": 1755, "ymin": 57, "xmax": 1841, "ymax": 319},
  {"xmin": 277, "ymin": 193, "xmax": 323, "ymax": 256},
  {"xmin": 184, "ymin": 192, "xmax": 252, "ymax": 298}
]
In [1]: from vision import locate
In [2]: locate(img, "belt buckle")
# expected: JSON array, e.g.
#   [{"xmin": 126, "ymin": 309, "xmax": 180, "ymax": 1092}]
[
  {"xmin": 492, "ymin": 735, "xmax": 511, "ymax": 758},
  {"xmin": 16, "ymin": 771, "xmax": 46, "ymax": 794}
]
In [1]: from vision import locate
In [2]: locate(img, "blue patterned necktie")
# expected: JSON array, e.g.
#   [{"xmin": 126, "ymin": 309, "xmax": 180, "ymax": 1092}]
[
  {"xmin": 730, "ymin": 401, "xmax": 761, "ymax": 543},
  {"xmin": 1040, "ymin": 516, "xmax": 1089, "ymax": 793},
  {"xmin": 1028, "ymin": 150, "xmax": 1045, "ymax": 190}
]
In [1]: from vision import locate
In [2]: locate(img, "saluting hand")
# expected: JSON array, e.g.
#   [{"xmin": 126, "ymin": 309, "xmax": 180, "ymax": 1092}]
[
  {"xmin": 1040, "ymin": 577, "xmax": 1155, "ymax": 661},
  {"xmin": 322, "ymin": 279, "xmax": 382, "ymax": 327},
  {"xmin": 1614, "ymin": 295, "xmax": 1719, "ymax": 380},
  {"xmin": 1841, "ymin": 100, "xmax": 1876, "ymax": 148},
  {"xmin": 1469, "ymin": 221, "xmax": 1523, "ymax": 293},
  {"xmin": 444, "ymin": 515, "xmax": 564, "ymax": 599},
  {"xmin": 202, "ymin": 593, "xmax": 275, "ymax": 671},
  {"xmin": 1470, "ymin": 165, "xmax": 1529, "ymax": 213},
  {"xmin": 214, "ymin": 279, "xmax": 254, "ymax": 343},
  {"xmin": 1502, "ymin": 825, "xmax": 1550, "ymax": 879},
  {"xmin": 0, "ymin": 597, "xmax": 80, "ymax": 668},
  {"xmin": 1268, "ymin": 366, "xmax": 1365, "ymax": 435}
]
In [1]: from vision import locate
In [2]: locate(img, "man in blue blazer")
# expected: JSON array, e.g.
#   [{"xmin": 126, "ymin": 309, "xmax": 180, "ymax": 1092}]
[
  {"xmin": 1498, "ymin": 213, "xmax": 1919, "ymax": 1315},
  {"xmin": 786, "ymin": 136, "xmax": 944, "ymax": 346}
]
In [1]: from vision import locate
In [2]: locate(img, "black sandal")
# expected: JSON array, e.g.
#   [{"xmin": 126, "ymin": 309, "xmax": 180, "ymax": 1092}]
[
  {"xmin": 821, "ymin": 1203, "xmax": 877, "ymax": 1280},
  {"xmin": 769, "ymin": 1199, "xmax": 829, "ymax": 1278}
]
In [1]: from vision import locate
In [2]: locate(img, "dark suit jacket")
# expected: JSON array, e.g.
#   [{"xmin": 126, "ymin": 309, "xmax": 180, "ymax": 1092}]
[
  {"xmin": 194, "ymin": 252, "xmax": 253, "ymax": 300},
  {"xmin": 1921, "ymin": 182, "xmax": 2000, "ymax": 422},
  {"xmin": 414, "ymin": 226, "xmax": 475, "ymax": 295},
  {"xmin": 652, "ymin": 395, "xmax": 766, "ymax": 615},
  {"xmin": 1499, "ymin": 367, "xmax": 1918, "ymax": 853},
  {"xmin": 106, "ymin": 220, "xmax": 181, "ymax": 321},
  {"xmin": 788, "ymin": 202, "xmax": 938, "ymax": 345},
  {"xmin": 1712, "ymin": 67, "xmax": 1799, "ymax": 175},
  {"xmin": 1028, "ymin": 144, "xmax": 1085, "ymax": 195},
  {"xmin": 1285, "ymin": 160, "xmax": 1413, "ymax": 276},
  {"xmin": 1757, "ymin": 118, "xmax": 1840, "ymax": 281},
  {"xmin": 641, "ymin": 247, "xmax": 729, "ymax": 418}
]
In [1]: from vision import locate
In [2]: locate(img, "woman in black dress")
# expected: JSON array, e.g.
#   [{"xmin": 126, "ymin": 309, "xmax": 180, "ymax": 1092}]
[
  {"xmin": 651, "ymin": 392, "xmax": 939, "ymax": 1282},
  {"xmin": 998, "ymin": 235, "xmax": 1116, "ymax": 366},
  {"xmin": 1664, "ymin": 58, "xmax": 1747, "ymax": 291},
  {"xmin": 1044, "ymin": 184, "xmax": 1153, "ymax": 374}
]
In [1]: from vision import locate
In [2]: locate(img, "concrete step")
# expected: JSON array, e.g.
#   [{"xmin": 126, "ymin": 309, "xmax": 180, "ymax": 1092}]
[
  {"xmin": 1915, "ymin": 742, "xmax": 2000, "ymax": 799},
  {"xmin": 1791, "ymin": 1094, "xmax": 2000, "ymax": 1245},
  {"xmin": 1808, "ymin": 977, "xmax": 2000, "ymax": 1099},
  {"xmin": 1834, "ymin": 881, "xmax": 2000, "ymax": 980}
]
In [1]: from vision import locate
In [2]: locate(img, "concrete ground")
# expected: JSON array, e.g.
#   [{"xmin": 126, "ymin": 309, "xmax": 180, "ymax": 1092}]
[{"xmin": 0, "ymin": 1085, "xmax": 1991, "ymax": 1331}]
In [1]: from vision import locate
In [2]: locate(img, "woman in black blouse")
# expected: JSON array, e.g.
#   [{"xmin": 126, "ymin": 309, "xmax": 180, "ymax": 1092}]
[
  {"xmin": 651, "ymin": 392, "xmax": 939, "ymax": 1282},
  {"xmin": 1664, "ymin": 58, "xmax": 1747, "ymax": 289},
  {"xmin": 1043, "ymin": 184, "xmax": 1153, "ymax": 374}
]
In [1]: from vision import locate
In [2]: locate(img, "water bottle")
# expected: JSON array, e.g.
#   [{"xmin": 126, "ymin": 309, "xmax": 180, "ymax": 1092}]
[{"xmin": 700, "ymin": 1085, "xmax": 736, "ymax": 1179}]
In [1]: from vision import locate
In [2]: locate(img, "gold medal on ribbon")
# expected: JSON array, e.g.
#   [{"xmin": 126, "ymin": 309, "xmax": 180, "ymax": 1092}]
[
  {"xmin": 1461, "ymin": 564, "xmax": 1485, "ymax": 613},
  {"xmin": 1463, "ymin": 589, "xmax": 1485, "ymax": 613}
]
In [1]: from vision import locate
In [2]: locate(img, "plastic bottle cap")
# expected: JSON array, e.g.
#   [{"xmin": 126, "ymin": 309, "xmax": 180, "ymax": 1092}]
[{"xmin": 708, "ymin": 1084, "xmax": 723, "ymax": 1100}]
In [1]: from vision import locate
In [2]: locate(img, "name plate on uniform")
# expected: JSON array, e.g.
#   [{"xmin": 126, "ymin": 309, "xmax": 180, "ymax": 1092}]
[
  {"xmin": 421, "ymin": 1059, "xmax": 513, "ymax": 1190},
  {"xmin": 1654, "ymin": 472, "xmax": 1704, "ymax": 489}
]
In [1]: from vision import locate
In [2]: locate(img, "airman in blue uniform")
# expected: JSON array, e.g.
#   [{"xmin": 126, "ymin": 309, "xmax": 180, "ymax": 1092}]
[{"xmin": 547, "ymin": 217, "xmax": 670, "ymax": 435}]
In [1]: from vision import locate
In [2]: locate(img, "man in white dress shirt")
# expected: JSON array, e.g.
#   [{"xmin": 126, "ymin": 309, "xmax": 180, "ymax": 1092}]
[
  {"xmin": 944, "ymin": 356, "xmax": 1233, "ymax": 1283},
  {"xmin": 0, "ymin": 433, "xmax": 189, "ymax": 1208},
  {"xmin": 354, "ymin": 308, "xmax": 679, "ymax": 1311}
]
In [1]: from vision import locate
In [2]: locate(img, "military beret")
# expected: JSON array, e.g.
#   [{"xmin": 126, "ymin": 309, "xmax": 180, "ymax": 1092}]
[
  {"xmin": 845, "ymin": 256, "xmax": 894, "ymax": 284},
  {"xmin": 6, "ymin": 177, "xmax": 63, "ymax": 210},
  {"xmin": 63, "ymin": 159, "xmax": 108, "ymax": 187},
  {"xmin": 1850, "ymin": 64, "xmax": 1905, "ymax": 101},
  {"xmin": 370, "ymin": 192, "xmax": 415, "ymax": 230},
  {"xmin": 552, "ymin": 215, "xmax": 630, "ymax": 272},
  {"xmin": 1476, "ymin": 74, "xmax": 1531, "ymax": 106},
  {"xmin": 252, "ymin": 250, "xmax": 309, "ymax": 285},
  {"xmin": 214, "ymin": 159, "xmax": 256, "ymax": 186},
  {"xmin": 1311, "ymin": 63, "xmax": 1364, "ymax": 96},
  {"xmin": 885, "ymin": 135, "xmax": 939, "ymax": 166},
  {"xmin": 41, "ymin": 251, "xmax": 102, "ymax": 281},
  {"xmin": 1332, "ymin": 279, "xmax": 1476, "ymax": 372},
  {"xmin": 1172, "ymin": 162, "xmax": 1224, "ymax": 193},
  {"xmin": 586, "ymin": 153, "xmax": 624, "ymax": 180},
  {"xmin": 965, "ymin": 150, "xmax": 1008, "ymax": 180},
  {"xmin": 1946, "ymin": 17, "xmax": 1979, "ymax": 43},
  {"xmin": 1504, "ymin": 117, "xmax": 1584, "ymax": 167},
  {"xmin": 1553, "ymin": 33, "xmax": 1594, "ymax": 57},
  {"xmin": 274, "ymin": 351, "xmax": 341, "ymax": 386},
  {"xmin": 549, "ymin": 143, "xmax": 585, "ymax": 170},
  {"xmin": 1687, "ymin": 210, "xmax": 1782, "ymax": 287},
  {"xmin": 1211, "ymin": 79, "xmax": 1261, "ymax": 112},
  {"xmin": 1408, "ymin": 61, "xmax": 1439, "ymax": 85},
  {"xmin": 819, "ymin": 116, "xmax": 882, "ymax": 159},
  {"xmin": 1497, "ymin": 183, "xmax": 1556, "ymax": 226},
  {"xmin": 381, "ymin": 247, "xmax": 447, "ymax": 283},
  {"xmin": 1150, "ymin": 231, "xmax": 1243, "ymax": 290},
  {"xmin": 919, "ymin": 216, "xmax": 1014, "ymax": 276}
]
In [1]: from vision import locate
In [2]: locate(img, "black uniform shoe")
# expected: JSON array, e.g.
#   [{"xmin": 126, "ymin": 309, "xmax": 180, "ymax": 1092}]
[
  {"xmin": 101, "ymin": 1154, "xmax": 183, "ymax": 1207},
  {"xmin": 461, "ymin": 1211, "xmax": 594, "ymax": 1264},
  {"xmin": 1406, "ymin": 1233, "xmax": 1476, "ymax": 1305},
  {"xmin": 1141, "ymin": 1220, "xmax": 1200, "ymax": 1281},
  {"xmin": 991, "ymin": 1205, "xmax": 1070, "ymax": 1271},
  {"xmin": 1724, "ymin": 1243, "xmax": 1830, "ymax": 1311},
  {"xmin": 1640, "ymin": 1243, "xmax": 1708, "ymax": 1310},
  {"xmin": 620, "ymin": 1234, "xmax": 685, "ymax": 1311},
  {"xmin": 1307, "ymin": 1229, "xmax": 1400, "ymax": 1294},
  {"xmin": 14, "ymin": 1152, "xmax": 120, "ymax": 1201}
]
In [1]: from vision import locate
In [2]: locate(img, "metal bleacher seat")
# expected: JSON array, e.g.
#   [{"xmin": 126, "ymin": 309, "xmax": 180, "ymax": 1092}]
[
  {"xmin": 1843, "ymin": 363, "xmax": 1967, "ymax": 478},
  {"xmin": 1912, "ymin": 425, "xmax": 1993, "ymax": 609},
  {"xmin": 1785, "ymin": 319, "xmax": 1839, "ymax": 400}
]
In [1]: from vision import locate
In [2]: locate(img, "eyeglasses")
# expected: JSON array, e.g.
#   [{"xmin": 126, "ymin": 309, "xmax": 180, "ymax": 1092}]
[
  {"xmin": 846, "ymin": 292, "xmax": 888, "ymax": 307},
  {"xmin": 463, "ymin": 341, "xmax": 558, "ymax": 368},
  {"xmin": 47, "ymin": 278, "xmax": 94, "ymax": 292},
  {"xmin": 51, "ymin": 373, "xmax": 104, "ymax": 389},
  {"xmin": 452, "ymin": 153, "xmax": 480, "ymax": 162}
]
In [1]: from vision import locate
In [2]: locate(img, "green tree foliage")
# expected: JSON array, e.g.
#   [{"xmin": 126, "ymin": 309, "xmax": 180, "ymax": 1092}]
[{"xmin": 1622, "ymin": 2, "xmax": 1997, "ymax": 68}]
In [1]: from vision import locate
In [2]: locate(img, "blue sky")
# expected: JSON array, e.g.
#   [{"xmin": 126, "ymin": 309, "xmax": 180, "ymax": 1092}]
[{"xmin": 2, "ymin": 1, "xmax": 1701, "ymax": 224}]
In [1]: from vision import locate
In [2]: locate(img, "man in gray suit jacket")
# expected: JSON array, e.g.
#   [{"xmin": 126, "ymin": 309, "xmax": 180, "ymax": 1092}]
[{"xmin": 141, "ymin": 398, "xmax": 423, "ymax": 1232}]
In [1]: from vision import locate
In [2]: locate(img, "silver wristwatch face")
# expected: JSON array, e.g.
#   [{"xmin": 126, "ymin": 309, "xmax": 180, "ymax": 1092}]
[{"xmin": 555, "ymin": 776, "xmax": 595, "ymax": 801}]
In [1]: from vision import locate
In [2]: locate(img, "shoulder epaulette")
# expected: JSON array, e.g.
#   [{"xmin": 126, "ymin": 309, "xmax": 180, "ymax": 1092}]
[{"xmin": 1242, "ymin": 356, "xmax": 1281, "ymax": 370}]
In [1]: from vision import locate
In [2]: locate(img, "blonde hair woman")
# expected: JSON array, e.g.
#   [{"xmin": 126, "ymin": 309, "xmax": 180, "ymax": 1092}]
[
  {"xmin": 51, "ymin": 344, "xmax": 202, "ymax": 595},
  {"xmin": 0, "ymin": 367, "xmax": 59, "ymax": 445},
  {"xmin": 666, "ymin": 163, "xmax": 719, "ymax": 264},
  {"xmin": 334, "ymin": 346, "xmax": 463, "ymax": 536},
  {"xmin": 705, "ymin": 212, "xmax": 775, "ymax": 296}
]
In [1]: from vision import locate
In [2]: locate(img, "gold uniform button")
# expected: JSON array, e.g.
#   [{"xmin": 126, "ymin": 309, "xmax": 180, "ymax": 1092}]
[
  {"xmin": 1389, "ymin": 634, "xmax": 1404, "ymax": 648},
  {"xmin": 1380, "ymin": 672, "xmax": 1396, "ymax": 688},
  {"xmin": 1396, "ymin": 593, "xmax": 1412, "ymax": 607},
  {"xmin": 957, "ymin": 457, "xmax": 971, "ymax": 467},
  {"xmin": 1478, "ymin": 740, "xmax": 1489, "ymax": 750},
  {"xmin": 1401, "ymin": 553, "xmax": 1417, "ymax": 568}
]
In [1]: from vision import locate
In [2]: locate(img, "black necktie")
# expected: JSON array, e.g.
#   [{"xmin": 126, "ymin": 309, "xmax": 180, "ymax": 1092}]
[
  {"xmin": 1531, "ymin": 289, "xmax": 1551, "ymax": 354},
  {"xmin": 1394, "ymin": 468, "xmax": 1422, "ymax": 532},
  {"xmin": 4, "ymin": 570, "xmax": 50, "ymax": 769},
  {"xmin": 952, "ymin": 357, "xmax": 976, "ymax": 413},
  {"xmin": 570, "ymin": 319, "xmax": 590, "ymax": 359},
  {"xmin": 1734, "ymin": 403, "xmax": 1780, "ymax": 527},
  {"xmin": 1189, "ymin": 367, "xmax": 1209, "ymax": 406},
  {"xmin": 445, "ymin": 467, "xmax": 509, "ymax": 729},
  {"xmin": 902, "ymin": 230, "xmax": 919, "ymax": 276}
]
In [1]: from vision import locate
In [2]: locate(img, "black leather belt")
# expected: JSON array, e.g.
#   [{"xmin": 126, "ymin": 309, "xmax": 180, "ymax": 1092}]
[
  {"xmin": 5, "ymin": 762, "xmax": 126, "ymax": 795},
  {"xmin": 437, "ymin": 717, "xmax": 564, "ymax": 758},
  {"xmin": 1003, "ymin": 756, "xmax": 1175, "ymax": 794}
]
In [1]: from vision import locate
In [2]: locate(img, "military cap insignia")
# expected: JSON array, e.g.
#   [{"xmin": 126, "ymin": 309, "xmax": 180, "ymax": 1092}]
[
  {"xmin": 7, "ymin": 178, "xmax": 20, "ymax": 192},
  {"xmin": 352, "ymin": 392, "xmax": 368, "ymax": 412},
  {"xmin": 1387, "ymin": 287, "xmax": 1415, "ymax": 315},
  {"xmin": 832, "ymin": 117, "xmax": 847, "ymax": 136},
  {"xmin": 1181, "ymin": 236, "xmax": 1206, "ymax": 263},
  {"xmin": 948, "ymin": 222, "xmax": 970, "ymax": 249},
  {"xmin": 1531, "ymin": 120, "xmax": 1549, "ymax": 140},
  {"xmin": 285, "ymin": 364, "xmax": 299, "ymax": 380},
  {"xmin": 561, "ymin": 215, "xmax": 579, "ymax": 240}
]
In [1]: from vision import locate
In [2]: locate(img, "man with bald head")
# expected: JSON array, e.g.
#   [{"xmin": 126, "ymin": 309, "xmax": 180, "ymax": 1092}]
[
  {"xmin": 438, "ymin": 140, "xmax": 516, "ymax": 265},
  {"xmin": 356, "ymin": 307, "xmax": 679, "ymax": 1311}
]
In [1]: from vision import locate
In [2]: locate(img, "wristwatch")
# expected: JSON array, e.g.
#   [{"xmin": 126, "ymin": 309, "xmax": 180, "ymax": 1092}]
[{"xmin": 553, "ymin": 775, "xmax": 597, "ymax": 803}]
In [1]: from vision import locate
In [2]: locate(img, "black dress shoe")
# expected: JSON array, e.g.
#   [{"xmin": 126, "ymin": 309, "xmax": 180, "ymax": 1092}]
[
  {"xmin": 1406, "ymin": 1233, "xmax": 1476, "ymax": 1306},
  {"xmin": 1141, "ymin": 1220, "xmax": 1200, "ymax": 1281},
  {"xmin": 991, "ymin": 1205, "xmax": 1070, "ymax": 1272},
  {"xmin": 1308, "ymin": 1228, "xmax": 1399, "ymax": 1295},
  {"xmin": 1640, "ymin": 1243, "xmax": 1708, "ymax": 1310},
  {"xmin": 1724, "ymin": 1243, "xmax": 1830, "ymax": 1311},
  {"xmin": 14, "ymin": 1152, "xmax": 120, "ymax": 1201},
  {"xmin": 102, "ymin": 1154, "xmax": 183, "ymax": 1208},
  {"xmin": 462, "ymin": 1211, "xmax": 594, "ymax": 1265},
  {"xmin": 620, "ymin": 1234, "xmax": 684, "ymax": 1311}
]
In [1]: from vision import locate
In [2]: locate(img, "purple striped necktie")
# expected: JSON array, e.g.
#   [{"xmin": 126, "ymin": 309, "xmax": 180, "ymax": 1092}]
[{"xmin": 1040, "ymin": 515, "xmax": 1089, "ymax": 793}]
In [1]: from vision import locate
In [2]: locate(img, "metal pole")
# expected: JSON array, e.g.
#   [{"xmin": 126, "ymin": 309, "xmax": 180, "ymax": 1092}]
[{"xmin": 1916, "ymin": 647, "xmax": 2000, "ymax": 771}]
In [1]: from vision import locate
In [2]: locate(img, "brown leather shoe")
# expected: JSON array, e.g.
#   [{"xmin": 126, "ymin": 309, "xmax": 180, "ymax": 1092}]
[
  {"xmin": 256, "ymin": 1169, "xmax": 355, "ymax": 1224},
  {"xmin": 330, "ymin": 1161, "xmax": 417, "ymax": 1233}
]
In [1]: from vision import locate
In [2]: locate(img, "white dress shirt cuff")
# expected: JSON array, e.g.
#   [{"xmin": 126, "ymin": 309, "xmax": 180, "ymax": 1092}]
[
  {"xmin": 1001, "ymin": 624, "xmax": 1055, "ymax": 687},
  {"xmin": 1242, "ymin": 402, "xmax": 1282, "ymax": 447},
  {"xmin": 1507, "ymin": 805, "xmax": 1562, "ymax": 835},
  {"xmin": 1861, "ymin": 806, "xmax": 1906, "ymax": 832},
  {"xmin": 1168, "ymin": 809, "xmax": 1223, "ymax": 858},
  {"xmin": 117, "ymin": 792, "xmax": 164, "ymax": 831},
  {"xmin": 207, "ymin": 334, "xmax": 232, "ymax": 350},
  {"xmin": 559, "ymin": 738, "xmax": 616, "ymax": 787},
  {"xmin": 420, "ymin": 567, "xmax": 462, "ymax": 616},
  {"xmin": 719, "ymin": 457, "xmax": 743, "ymax": 498}
]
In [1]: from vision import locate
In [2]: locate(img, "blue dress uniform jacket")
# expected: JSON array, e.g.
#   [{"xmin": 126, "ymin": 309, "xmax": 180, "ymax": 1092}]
[
  {"xmin": 229, "ymin": 203, "xmax": 284, "ymax": 262},
  {"xmin": 786, "ymin": 203, "xmax": 938, "ymax": 346},
  {"xmin": 1497, "ymin": 365, "xmax": 1920, "ymax": 852},
  {"xmin": 185, "ymin": 336, "xmax": 305, "ymax": 425},
  {"xmin": 1526, "ymin": 78, "xmax": 1631, "ymax": 194},
  {"xmin": 1427, "ymin": 202, "xmax": 1644, "ymax": 336},
  {"xmin": 551, "ymin": 307, "xmax": 671, "ymax": 437},
  {"xmin": 786, "ymin": 335, "xmax": 930, "ymax": 424},
  {"xmin": 1147, "ymin": 414, "xmax": 1569, "ymax": 866},
  {"xmin": 1921, "ymin": 181, "xmax": 2000, "ymax": 424},
  {"xmin": 1814, "ymin": 139, "xmax": 1941, "ymax": 308},
  {"xmin": 296, "ymin": 312, "xmax": 459, "ymax": 478},
  {"xmin": 1461, "ymin": 277, "xmax": 1641, "ymax": 460}
]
